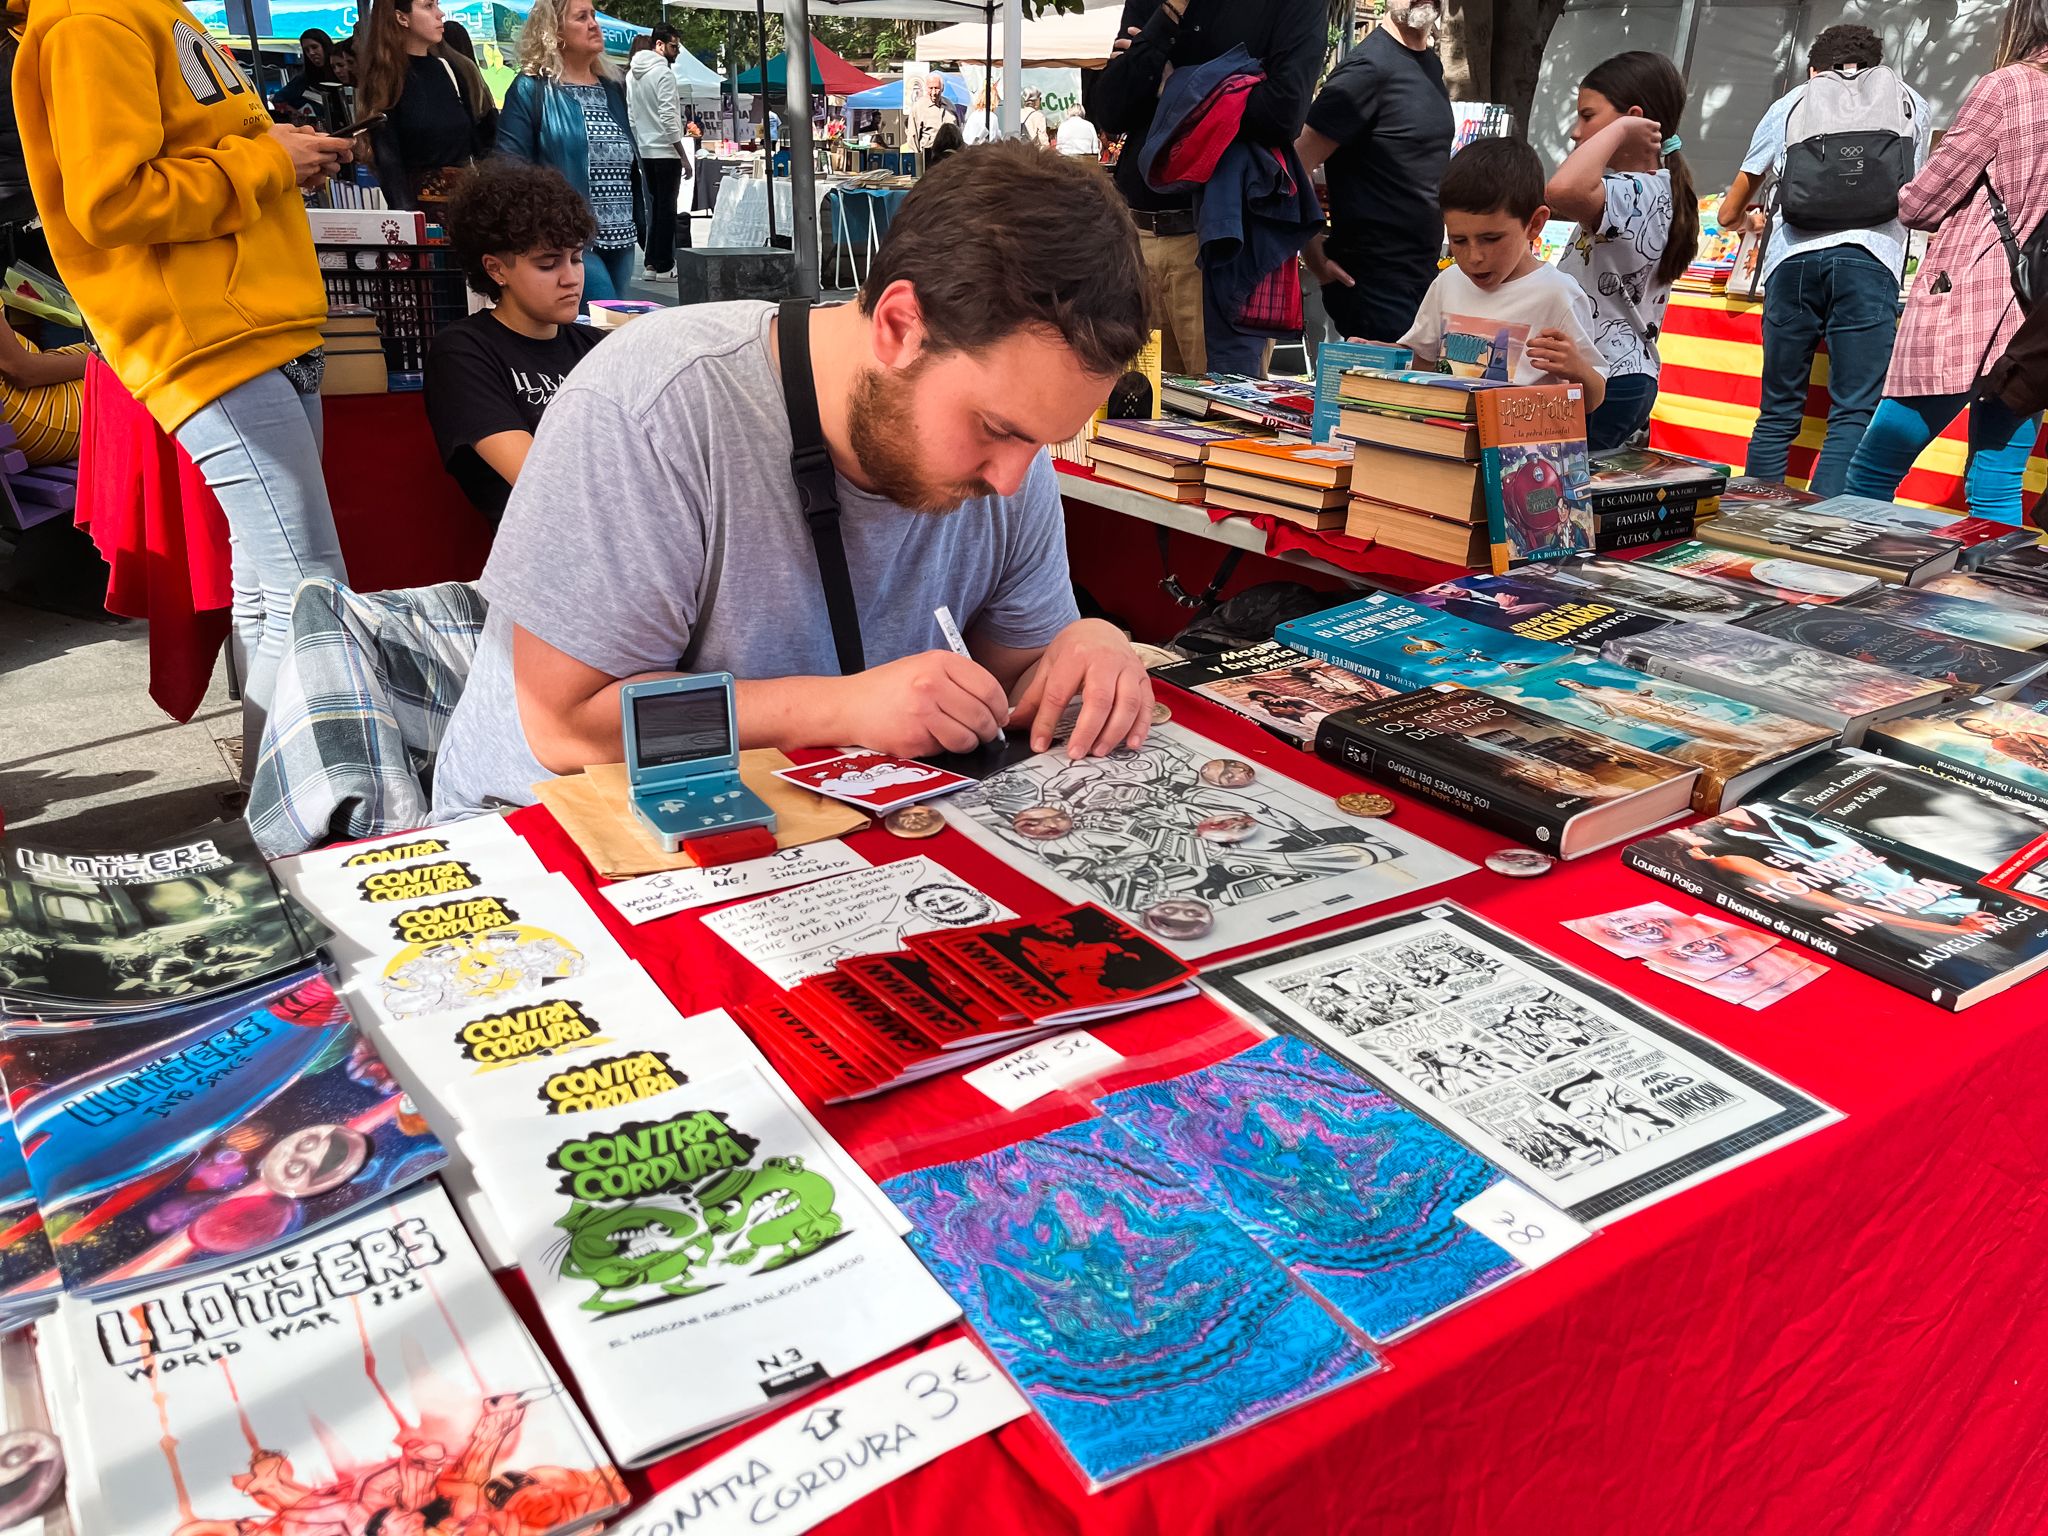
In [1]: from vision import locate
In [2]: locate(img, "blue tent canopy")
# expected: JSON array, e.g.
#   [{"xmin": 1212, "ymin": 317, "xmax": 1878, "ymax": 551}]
[{"xmin": 844, "ymin": 73, "xmax": 969, "ymax": 112}]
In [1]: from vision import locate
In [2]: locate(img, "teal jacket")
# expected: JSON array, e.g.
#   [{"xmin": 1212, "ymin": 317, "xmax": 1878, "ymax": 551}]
[{"xmin": 496, "ymin": 72, "xmax": 632, "ymax": 208}]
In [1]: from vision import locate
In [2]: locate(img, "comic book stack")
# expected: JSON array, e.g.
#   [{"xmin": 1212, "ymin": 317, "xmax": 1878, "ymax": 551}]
[{"xmin": 736, "ymin": 903, "xmax": 1199, "ymax": 1100}]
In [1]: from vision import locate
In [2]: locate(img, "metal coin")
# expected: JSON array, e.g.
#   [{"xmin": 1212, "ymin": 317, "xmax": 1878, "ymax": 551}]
[
  {"xmin": 260, "ymin": 1124, "xmax": 371, "ymax": 1199},
  {"xmin": 1336, "ymin": 792, "xmax": 1396, "ymax": 818},
  {"xmin": 1199, "ymin": 757, "xmax": 1257, "ymax": 789},
  {"xmin": 1485, "ymin": 848, "xmax": 1556, "ymax": 879},
  {"xmin": 1141, "ymin": 897, "xmax": 1214, "ymax": 940},
  {"xmin": 1196, "ymin": 812, "xmax": 1260, "ymax": 844},
  {"xmin": 884, "ymin": 805, "xmax": 945, "ymax": 839},
  {"xmin": 1150, "ymin": 701, "xmax": 1173, "ymax": 725},
  {"xmin": 1012, "ymin": 805, "xmax": 1075, "ymax": 840}
]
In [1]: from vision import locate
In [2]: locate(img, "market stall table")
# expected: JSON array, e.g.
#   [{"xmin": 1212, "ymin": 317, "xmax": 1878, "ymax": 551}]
[{"xmin": 488, "ymin": 683, "xmax": 2048, "ymax": 1534}]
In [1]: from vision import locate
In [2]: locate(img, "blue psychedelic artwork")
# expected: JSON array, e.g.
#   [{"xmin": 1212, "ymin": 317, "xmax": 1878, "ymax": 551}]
[
  {"xmin": 881, "ymin": 1116, "xmax": 1377, "ymax": 1488},
  {"xmin": 0, "ymin": 1109, "xmax": 57, "ymax": 1320},
  {"xmin": 1095, "ymin": 1036, "xmax": 1535, "ymax": 1342},
  {"xmin": 1, "ymin": 966, "xmax": 444, "ymax": 1296}
]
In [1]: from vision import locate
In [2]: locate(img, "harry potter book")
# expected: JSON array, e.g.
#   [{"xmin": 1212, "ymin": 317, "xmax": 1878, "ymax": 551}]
[
  {"xmin": 1314, "ymin": 685, "xmax": 1698, "ymax": 857},
  {"xmin": 1275, "ymin": 592, "xmax": 1570, "ymax": 694},
  {"xmin": 43, "ymin": 1183, "xmax": 625, "ymax": 1536},
  {"xmin": 1623, "ymin": 802, "xmax": 2048, "ymax": 1009},
  {"xmin": 1863, "ymin": 698, "xmax": 2048, "ymax": 810},
  {"xmin": 1475, "ymin": 382, "xmax": 1595, "ymax": 572}
]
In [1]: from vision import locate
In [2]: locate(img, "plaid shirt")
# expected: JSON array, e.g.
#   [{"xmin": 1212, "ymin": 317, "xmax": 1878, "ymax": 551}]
[
  {"xmin": 246, "ymin": 580, "xmax": 488, "ymax": 858},
  {"xmin": 1890, "ymin": 58, "xmax": 2048, "ymax": 398}
]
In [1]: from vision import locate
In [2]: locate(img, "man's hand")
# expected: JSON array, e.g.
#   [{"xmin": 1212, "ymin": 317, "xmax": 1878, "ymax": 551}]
[
  {"xmin": 268, "ymin": 124, "xmax": 352, "ymax": 188},
  {"xmin": 1112, "ymin": 22, "xmax": 1140, "ymax": 54},
  {"xmin": 1009, "ymin": 618, "xmax": 1152, "ymax": 759},
  {"xmin": 1743, "ymin": 207, "xmax": 1769, "ymax": 234},
  {"xmin": 1303, "ymin": 234, "xmax": 1353, "ymax": 289},
  {"xmin": 1527, "ymin": 327, "xmax": 1595, "ymax": 386},
  {"xmin": 837, "ymin": 650, "xmax": 1010, "ymax": 756}
]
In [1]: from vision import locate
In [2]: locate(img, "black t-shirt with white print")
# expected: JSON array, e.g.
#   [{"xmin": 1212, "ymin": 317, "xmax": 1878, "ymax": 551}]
[{"xmin": 424, "ymin": 310, "xmax": 606, "ymax": 524}]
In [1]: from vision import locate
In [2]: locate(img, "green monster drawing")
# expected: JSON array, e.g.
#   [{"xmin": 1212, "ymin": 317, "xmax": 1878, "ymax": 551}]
[
  {"xmin": 554, "ymin": 1201, "xmax": 717, "ymax": 1314},
  {"xmin": 698, "ymin": 1157, "xmax": 844, "ymax": 1271}
]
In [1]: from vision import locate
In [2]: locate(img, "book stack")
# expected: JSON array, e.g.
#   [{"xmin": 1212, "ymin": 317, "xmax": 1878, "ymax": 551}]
[
  {"xmin": 1333, "ymin": 368, "xmax": 1498, "ymax": 567},
  {"xmin": 1201, "ymin": 437, "xmax": 1356, "ymax": 529},
  {"xmin": 1161, "ymin": 373, "xmax": 1315, "ymax": 432},
  {"xmin": 1582, "ymin": 447, "xmax": 1729, "ymax": 551},
  {"xmin": 1084, "ymin": 418, "xmax": 1262, "ymax": 502},
  {"xmin": 737, "ymin": 903, "xmax": 1197, "ymax": 1101}
]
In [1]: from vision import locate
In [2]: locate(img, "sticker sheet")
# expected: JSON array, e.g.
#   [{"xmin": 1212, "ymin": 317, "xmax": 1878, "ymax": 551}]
[
  {"xmin": 1206, "ymin": 904, "xmax": 1840, "ymax": 1223},
  {"xmin": 940, "ymin": 722, "xmax": 1473, "ymax": 959},
  {"xmin": 702, "ymin": 857, "xmax": 1014, "ymax": 990},
  {"xmin": 1095, "ymin": 1036, "xmax": 1586, "ymax": 1341},
  {"xmin": 881, "ymin": 1117, "xmax": 1378, "ymax": 1489}
]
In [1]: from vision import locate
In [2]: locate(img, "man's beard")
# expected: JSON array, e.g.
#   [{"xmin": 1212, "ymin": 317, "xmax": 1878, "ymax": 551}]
[
  {"xmin": 847, "ymin": 362, "xmax": 997, "ymax": 513},
  {"xmin": 1392, "ymin": 3, "xmax": 1440, "ymax": 30}
]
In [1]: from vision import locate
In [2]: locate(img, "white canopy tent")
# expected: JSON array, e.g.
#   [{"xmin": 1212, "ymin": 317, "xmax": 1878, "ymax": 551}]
[{"xmin": 914, "ymin": 4, "xmax": 1123, "ymax": 68}]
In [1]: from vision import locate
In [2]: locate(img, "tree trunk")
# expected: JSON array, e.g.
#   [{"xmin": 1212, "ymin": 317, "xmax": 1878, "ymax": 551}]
[{"xmin": 1440, "ymin": 0, "xmax": 1568, "ymax": 137}]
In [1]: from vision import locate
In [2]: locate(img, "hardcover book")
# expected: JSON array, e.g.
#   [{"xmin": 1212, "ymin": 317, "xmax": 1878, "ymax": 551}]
[
  {"xmin": 1409, "ymin": 571, "xmax": 1671, "ymax": 649},
  {"xmin": 1150, "ymin": 640, "xmax": 1397, "ymax": 748},
  {"xmin": 1592, "ymin": 499, "xmax": 1698, "ymax": 553},
  {"xmin": 1864, "ymin": 698, "xmax": 2048, "ymax": 810},
  {"xmin": 1623, "ymin": 802, "xmax": 2048, "ymax": 1009},
  {"xmin": 1, "ymin": 968, "xmax": 446, "ymax": 1297},
  {"xmin": 1601, "ymin": 622, "xmax": 1948, "ymax": 745},
  {"xmin": 1695, "ymin": 504, "xmax": 1959, "ymax": 583},
  {"xmin": 45, "ymin": 1183, "xmax": 626, "ymax": 1536},
  {"xmin": 1480, "ymin": 653, "xmax": 1836, "ymax": 812},
  {"xmin": 1721, "ymin": 476, "xmax": 1826, "ymax": 511},
  {"xmin": 1737, "ymin": 605, "xmax": 2048, "ymax": 697},
  {"xmin": 1337, "ymin": 407, "xmax": 1481, "ymax": 460},
  {"xmin": 1546, "ymin": 554, "xmax": 1784, "ymax": 621},
  {"xmin": 1089, "ymin": 418, "xmax": 1256, "ymax": 462},
  {"xmin": 1980, "ymin": 541, "xmax": 2048, "ymax": 591},
  {"xmin": 1314, "ymin": 685, "xmax": 1697, "ymax": 856},
  {"xmin": 1764, "ymin": 750, "xmax": 2048, "ymax": 907},
  {"xmin": 1336, "ymin": 366, "xmax": 1505, "ymax": 417},
  {"xmin": 1475, "ymin": 382, "xmax": 1595, "ymax": 571},
  {"xmin": 1161, "ymin": 373, "xmax": 1314, "ymax": 431},
  {"xmin": 1637, "ymin": 540, "xmax": 1880, "ymax": 604},
  {"xmin": 1807, "ymin": 495, "xmax": 2039, "ymax": 568},
  {"xmin": 1583, "ymin": 446, "xmax": 1728, "ymax": 512},
  {"xmin": 1275, "ymin": 592, "xmax": 1571, "ymax": 694},
  {"xmin": 1205, "ymin": 438, "xmax": 1355, "ymax": 488},
  {"xmin": 1845, "ymin": 584, "xmax": 2048, "ymax": 652},
  {"xmin": 1922, "ymin": 570, "xmax": 2048, "ymax": 618}
]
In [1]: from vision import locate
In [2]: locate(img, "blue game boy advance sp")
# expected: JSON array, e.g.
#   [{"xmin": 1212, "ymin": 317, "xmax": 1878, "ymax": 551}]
[{"xmin": 621, "ymin": 673, "xmax": 777, "ymax": 852}]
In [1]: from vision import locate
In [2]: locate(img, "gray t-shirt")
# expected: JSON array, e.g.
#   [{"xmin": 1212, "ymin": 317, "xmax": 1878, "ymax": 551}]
[{"xmin": 431, "ymin": 301, "xmax": 1080, "ymax": 817}]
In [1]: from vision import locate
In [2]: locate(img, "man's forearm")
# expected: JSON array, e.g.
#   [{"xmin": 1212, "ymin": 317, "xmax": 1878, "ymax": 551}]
[
  {"xmin": 522, "ymin": 672, "xmax": 848, "ymax": 775},
  {"xmin": 734, "ymin": 676, "xmax": 850, "ymax": 751}
]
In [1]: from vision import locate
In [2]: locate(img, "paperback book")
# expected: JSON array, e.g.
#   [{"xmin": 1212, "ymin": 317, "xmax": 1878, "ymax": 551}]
[
  {"xmin": 906, "ymin": 904, "xmax": 1198, "ymax": 1025},
  {"xmin": 1088, "ymin": 418, "xmax": 1255, "ymax": 462},
  {"xmin": 466, "ymin": 1065, "xmax": 960, "ymax": 1463},
  {"xmin": 880, "ymin": 1116, "xmax": 1379, "ymax": 1489},
  {"xmin": 1737, "ymin": 604, "xmax": 2048, "ymax": 696},
  {"xmin": 1980, "ymin": 541, "xmax": 2048, "ymax": 592},
  {"xmin": 2, "ymin": 967, "xmax": 446, "ymax": 1296},
  {"xmin": 1274, "ymin": 591, "xmax": 1571, "ymax": 694},
  {"xmin": 1846, "ymin": 584, "xmax": 2048, "ymax": 651},
  {"xmin": 1591, "ymin": 499, "xmax": 1698, "ymax": 553},
  {"xmin": 1923, "ymin": 570, "xmax": 2048, "ymax": 618},
  {"xmin": 1409, "ymin": 571, "xmax": 1672, "ymax": 649},
  {"xmin": 1636, "ymin": 541, "xmax": 1880, "ymax": 604},
  {"xmin": 1583, "ymin": 445, "xmax": 1727, "ymax": 513},
  {"xmin": 1149, "ymin": 639, "xmax": 1396, "ymax": 748},
  {"xmin": 1695, "ymin": 504, "xmax": 1959, "ymax": 583},
  {"xmin": 1161, "ymin": 373, "xmax": 1314, "ymax": 431},
  {"xmin": 1864, "ymin": 698, "xmax": 2048, "ymax": 810},
  {"xmin": 1314, "ymin": 685, "xmax": 1698, "ymax": 856},
  {"xmin": 1602, "ymin": 622, "xmax": 1947, "ymax": 745},
  {"xmin": 1094, "ymin": 1036, "xmax": 1589, "ymax": 1342},
  {"xmin": 1479, "ymin": 653, "xmax": 1836, "ymax": 812},
  {"xmin": 0, "ymin": 1110, "xmax": 57, "ymax": 1328},
  {"xmin": 1546, "ymin": 555, "xmax": 1784, "ymax": 622},
  {"xmin": 1807, "ymin": 495, "xmax": 2039, "ymax": 569},
  {"xmin": 45, "ymin": 1183, "xmax": 626, "ymax": 1536},
  {"xmin": 1623, "ymin": 802, "xmax": 2048, "ymax": 1009}
]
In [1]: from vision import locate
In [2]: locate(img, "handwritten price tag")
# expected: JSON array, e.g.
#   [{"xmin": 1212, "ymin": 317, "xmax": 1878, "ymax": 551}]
[
  {"xmin": 962, "ymin": 1031, "xmax": 1125, "ymax": 1112},
  {"xmin": 598, "ymin": 842, "xmax": 870, "ymax": 924},
  {"xmin": 1453, "ymin": 1180, "xmax": 1591, "ymax": 1272},
  {"xmin": 610, "ymin": 1338, "xmax": 1026, "ymax": 1536}
]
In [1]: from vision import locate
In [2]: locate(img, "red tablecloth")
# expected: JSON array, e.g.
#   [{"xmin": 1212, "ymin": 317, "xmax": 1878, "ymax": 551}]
[
  {"xmin": 74, "ymin": 371, "xmax": 493, "ymax": 721},
  {"xmin": 491, "ymin": 686, "xmax": 2048, "ymax": 1535}
]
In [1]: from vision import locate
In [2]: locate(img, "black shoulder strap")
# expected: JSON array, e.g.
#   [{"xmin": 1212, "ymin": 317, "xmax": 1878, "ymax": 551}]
[{"xmin": 777, "ymin": 299, "xmax": 866, "ymax": 675}]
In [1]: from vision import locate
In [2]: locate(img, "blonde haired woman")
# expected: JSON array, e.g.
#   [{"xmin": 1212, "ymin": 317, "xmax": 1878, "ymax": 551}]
[{"xmin": 497, "ymin": 0, "xmax": 638, "ymax": 301}]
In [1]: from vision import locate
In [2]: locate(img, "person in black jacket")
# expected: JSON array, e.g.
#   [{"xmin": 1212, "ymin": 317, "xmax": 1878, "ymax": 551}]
[
  {"xmin": 356, "ymin": 0, "xmax": 498, "ymax": 209},
  {"xmin": 1086, "ymin": 0, "xmax": 1325, "ymax": 376},
  {"xmin": 272, "ymin": 30, "xmax": 339, "ymax": 124}
]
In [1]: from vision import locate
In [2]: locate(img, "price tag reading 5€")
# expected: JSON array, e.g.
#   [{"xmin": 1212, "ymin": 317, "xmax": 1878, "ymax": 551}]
[{"xmin": 1452, "ymin": 1180, "xmax": 1592, "ymax": 1272}]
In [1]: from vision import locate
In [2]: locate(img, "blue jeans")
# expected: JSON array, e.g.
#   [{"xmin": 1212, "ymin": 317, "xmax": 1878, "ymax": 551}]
[
  {"xmin": 1747, "ymin": 245, "xmax": 1900, "ymax": 494},
  {"xmin": 1587, "ymin": 371, "xmax": 1658, "ymax": 453},
  {"xmin": 173, "ymin": 369, "xmax": 342, "ymax": 757},
  {"xmin": 581, "ymin": 244, "xmax": 638, "ymax": 305},
  {"xmin": 1843, "ymin": 392, "xmax": 2042, "ymax": 524}
]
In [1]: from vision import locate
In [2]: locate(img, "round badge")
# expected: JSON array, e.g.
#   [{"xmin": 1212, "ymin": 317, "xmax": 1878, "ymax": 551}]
[
  {"xmin": 1485, "ymin": 848, "xmax": 1556, "ymax": 879},
  {"xmin": 1141, "ymin": 897, "xmax": 1214, "ymax": 940},
  {"xmin": 0, "ymin": 1429, "xmax": 64, "ymax": 1528},
  {"xmin": 1012, "ymin": 805, "xmax": 1076, "ymax": 840},
  {"xmin": 1150, "ymin": 702, "xmax": 1173, "ymax": 725},
  {"xmin": 1198, "ymin": 758, "xmax": 1257, "ymax": 789},
  {"xmin": 1336, "ymin": 792, "xmax": 1396, "ymax": 818},
  {"xmin": 1196, "ymin": 812, "xmax": 1260, "ymax": 845},
  {"xmin": 884, "ymin": 805, "xmax": 945, "ymax": 840},
  {"xmin": 259, "ymin": 1124, "xmax": 371, "ymax": 1199}
]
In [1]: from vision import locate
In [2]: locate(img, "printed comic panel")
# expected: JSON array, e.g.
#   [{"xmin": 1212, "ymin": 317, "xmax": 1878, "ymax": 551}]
[
  {"xmin": 1577, "ymin": 1040, "xmax": 1750, "ymax": 1128},
  {"xmin": 1357, "ymin": 931, "xmax": 1506, "ymax": 1006},
  {"xmin": 1453, "ymin": 981, "xmax": 1625, "ymax": 1068},
  {"xmin": 1517, "ymin": 1056, "xmax": 1696, "ymax": 1160},
  {"xmin": 1270, "ymin": 959, "xmax": 1438, "ymax": 1038}
]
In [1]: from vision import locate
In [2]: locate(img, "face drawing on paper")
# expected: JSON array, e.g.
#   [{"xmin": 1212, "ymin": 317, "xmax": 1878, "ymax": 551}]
[{"xmin": 381, "ymin": 925, "xmax": 587, "ymax": 1015}]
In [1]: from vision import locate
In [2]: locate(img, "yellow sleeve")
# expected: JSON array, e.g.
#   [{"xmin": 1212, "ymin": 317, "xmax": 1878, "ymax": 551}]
[{"xmin": 39, "ymin": 14, "xmax": 298, "ymax": 250}]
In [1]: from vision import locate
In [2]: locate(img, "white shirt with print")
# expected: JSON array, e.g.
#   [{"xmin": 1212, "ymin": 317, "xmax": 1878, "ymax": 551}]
[
  {"xmin": 1399, "ymin": 262, "xmax": 1607, "ymax": 387},
  {"xmin": 1553, "ymin": 168, "xmax": 1673, "ymax": 380}
]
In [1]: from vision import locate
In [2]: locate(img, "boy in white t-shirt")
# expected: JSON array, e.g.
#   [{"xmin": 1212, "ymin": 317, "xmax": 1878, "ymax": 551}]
[{"xmin": 1396, "ymin": 138, "xmax": 1608, "ymax": 413}]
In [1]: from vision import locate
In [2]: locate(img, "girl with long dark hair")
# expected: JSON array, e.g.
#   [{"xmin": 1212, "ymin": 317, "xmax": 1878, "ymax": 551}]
[
  {"xmin": 1546, "ymin": 50, "xmax": 1700, "ymax": 451},
  {"xmin": 356, "ymin": 0, "xmax": 497, "ymax": 209}
]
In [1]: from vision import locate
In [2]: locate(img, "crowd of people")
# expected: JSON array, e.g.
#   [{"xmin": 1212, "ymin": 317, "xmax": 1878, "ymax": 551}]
[{"xmin": 7, "ymin": 0, "xmax": 2048, "ymax": 821}]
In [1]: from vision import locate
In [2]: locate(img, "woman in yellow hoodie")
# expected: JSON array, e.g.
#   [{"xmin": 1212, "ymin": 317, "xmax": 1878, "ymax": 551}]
[{"xmin": 12, "ymin": 0, "xmax": 355, "ymax": 759}]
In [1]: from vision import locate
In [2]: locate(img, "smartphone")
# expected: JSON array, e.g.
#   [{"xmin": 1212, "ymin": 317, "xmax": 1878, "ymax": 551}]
[{"xmin": 333, "ymin": 111, "xmax": 388, "ymax": 137}]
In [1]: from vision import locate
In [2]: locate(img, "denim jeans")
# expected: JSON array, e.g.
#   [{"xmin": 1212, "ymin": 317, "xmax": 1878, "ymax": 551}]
[
  {"xmin": 1587, "ymin": 371, "xmax": 1659, "ymax": 453},
  {"xmin": 173, "ymin": 369, "xmax": 343, "ymax": 760},
  {"xmin": 1843, "ymin": 392, "xmax": 2042, "ymax": 524},
  {"xmin": 580, "ymin": 244, "xmax": 638, "ymax": 304},
  {"xmin": 1747, "ymin": 245, "xmax": 1900, "ymax": 494}
]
